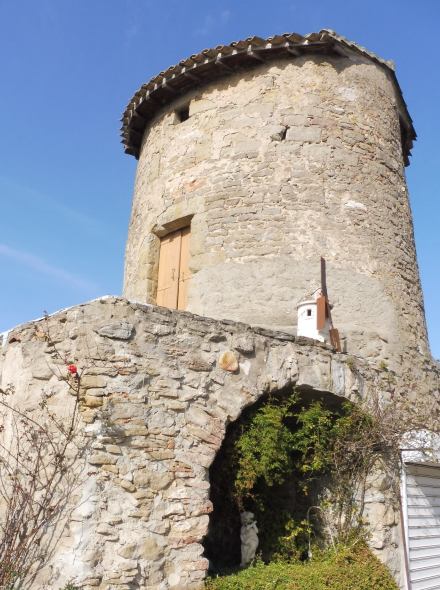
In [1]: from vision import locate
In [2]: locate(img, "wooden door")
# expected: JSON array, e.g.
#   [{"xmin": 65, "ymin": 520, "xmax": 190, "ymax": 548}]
[
  {"xmin": 177, "ymin": 226, "xmax": 191, "ymax": 310},
  {"xmin": 156, "ymin": 227, "xmax": 191, "ymax": 310}
]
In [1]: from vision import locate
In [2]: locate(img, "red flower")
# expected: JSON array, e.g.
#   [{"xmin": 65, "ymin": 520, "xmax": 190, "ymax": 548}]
[{"xmin": 67, "ymin": 364, "xmax": 78, "ymax": 374}]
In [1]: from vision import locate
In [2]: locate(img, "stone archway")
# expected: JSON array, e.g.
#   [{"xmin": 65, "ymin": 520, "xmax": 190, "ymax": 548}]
[
  {"xmin": 202, "ymin": 384, "xmax": 347, "ymax": 574},
  {"xmin": 1, "ymin": 297, "xmax": 430, "ymax": 588}
]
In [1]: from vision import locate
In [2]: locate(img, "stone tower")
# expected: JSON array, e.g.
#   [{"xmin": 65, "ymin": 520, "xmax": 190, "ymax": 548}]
[
  {"xmin": 1, "ymin": 31, "xmax": 439, "ymax": 590},
  {"xmin": 122, "ymin": 29, "xmax": 429, "ymax": 367}
]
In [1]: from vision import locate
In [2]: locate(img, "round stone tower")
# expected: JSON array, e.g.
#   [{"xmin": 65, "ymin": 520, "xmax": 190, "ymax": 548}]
[{"xmin": 122, "ymin": 30, "xmax": 429, "ymax": 365}]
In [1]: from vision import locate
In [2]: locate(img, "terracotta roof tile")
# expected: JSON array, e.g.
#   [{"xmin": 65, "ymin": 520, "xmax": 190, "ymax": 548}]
[{"xmin": 121, "ymin": 29, "xmax": 415, "ymax": 163}]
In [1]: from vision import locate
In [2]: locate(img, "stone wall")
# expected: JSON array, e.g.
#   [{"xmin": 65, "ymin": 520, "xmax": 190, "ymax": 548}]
[
  {"xmin": 123, "ymin": 53, "xmax": 429, "ymax": 367},
  {"xmin": 1, "ymin": 297, "xmax": 438, "ymax": 589}
]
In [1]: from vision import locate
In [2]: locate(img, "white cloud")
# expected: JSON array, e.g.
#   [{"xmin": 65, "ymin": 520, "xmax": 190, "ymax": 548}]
[
  {"xmin": 195, "ymin": 14, "xmax": 214, "ymax": 36},
  {"xmin": 0, "ymin": 176, "xmax": 104, "ymax": 236},
  {"xmin": 0, "ymin": 244, "xmax": 99, "ymax": 293},
  {"xmin": 124, "ymin": 23, "xmax": 140, "ymax": 45},
  {"xmin": 221, "ymin": 10, "xmax": 231, "ymax": 24},
  {"xmin": 195, "ymin": 9, "xmax": 232, "ymax": 36},
  {"xmin": 122, "ymin": 0, "xmax": 154, "ymax": 47}
]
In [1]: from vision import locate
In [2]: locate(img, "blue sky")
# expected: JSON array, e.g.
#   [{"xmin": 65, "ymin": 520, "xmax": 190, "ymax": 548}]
[{"xmin": 0, "ymin": 0, "xmax": 439, "ymax": 358}]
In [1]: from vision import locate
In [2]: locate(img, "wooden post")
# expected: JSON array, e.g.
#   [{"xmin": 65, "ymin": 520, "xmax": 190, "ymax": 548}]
[{"xmin": 320, "ymin": 257, "xmax": 328, "ymax": 298}]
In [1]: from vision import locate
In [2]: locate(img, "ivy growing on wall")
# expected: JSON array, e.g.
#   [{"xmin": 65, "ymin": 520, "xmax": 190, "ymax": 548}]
[{"xmin": 205, "ymin": 388, "xmax": 392, "ymax": 568}]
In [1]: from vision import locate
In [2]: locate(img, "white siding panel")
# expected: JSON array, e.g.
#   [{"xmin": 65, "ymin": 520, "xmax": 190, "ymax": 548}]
[
  {"xmin": 408, "ymin": 470, "xmax": 440, "ymax": 479},
  {"xmin": 408, "ymin": 507, "xmax": 440, "ymax": 518},
  {"xmin": 412, "ymin": 580, "xmax": 440, "ymax": 590},
  {"xmin": 407, "ymin": 476, "xmax": 440, "ymax": 488},
  {"xmin": 406, "ymin": 464, "xmax": 440, "ymax": 590},
  {"xmin": 411, "ymin": 546, "xmax": 440, "ymax": 560},
  {"xmin": 407, "ymin": 502, "xmax": 440, "ymax": 508},
  {"xmin": 410, "ymin": 557, "xmax": 440, "ymax": 570},
  {"xmin": 411, "ymin": 538, "xmax": 440, "ymax": 550},
  {"xmin": 408, "ymin": 487, "xmax": 440, "ymax": 498},
  {"xmin": 409, "ymin": 518, "xmax": 440, "ymax": 528}
]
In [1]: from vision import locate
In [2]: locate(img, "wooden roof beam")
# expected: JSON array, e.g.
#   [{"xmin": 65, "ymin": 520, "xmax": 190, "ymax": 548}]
[
  {"xmin": 285, "ymin": 43, "xmax": 301, "ymax": 57},
  {"xmin": 215, "ymin": 54, "xmax": 234, "ymax": 72},
  {"xmin": 121, "ymin": 31, "xmax": 416, "ymax": 163},
  {"xmin": 182, "ymin": 68, "xmax": 202, "ymax": 83},
  {"xmin": 247, "ymin": 45, "xmax": 266, "ymax": 63},
  {"xmin": 332, "ymin": 43, "xmax": 351, "ymax": 58},
  {"xmin": 160, "ymin": 79, "xmax": 178, "ymax": 95}
]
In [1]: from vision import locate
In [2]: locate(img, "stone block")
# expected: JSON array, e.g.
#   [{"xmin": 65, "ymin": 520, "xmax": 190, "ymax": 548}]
[
  {"xmin": 81, "ymin": 409, "xmax": 98, "ymax": 423},
  {"xmin": 102, "ymin": 464, "xmax": 119, "ymax": 474},
  {"xmin": 97, "ymin": 523, "xmax": 119, "ymax": 541},
  {"xmin": 133, "ymin": 470, "xmax": 151, "ymax": 487},
  {"xmin": 117, "ymin": 544, "xmax": 137, "ymax": 559},
  {"xmin": 150, "ymin": 471, "xmax": 173, "ymax": 491},
  {"xmin": 1, "ymin": 292, "xmax": 437, "ymax": 590},
  {"xmin": 231, "ymin": 334, "xmax": 255, "ymax": 354},
  {"xmin": 86, "ymin": 387, "xmax": 108, "ymax": 397},
  {"xmin": 218, "ymin": 351, "xmax": 239, "ymax": 372},
  {"xmin": 83, "ymin": 395, "xmax": 103, "ymax": 408},
  {"xmin": 184, "ymin": 353, "xmax": 213, "ymax": 372},
  {"xmin": 32, "ymin": 364, "xmax": 54, "ymax": 380},
  {"xmin": 88, "ymin": 452, "xmax": 118, "ymax": 465},
  {"xmin": 97, "ymin": 322, "xmax": 134, "ymax": 340},
  {"xmin": 105, "ymin": 444, "xmax": 122, "ymax": 454},
  {"xmin": 185, "ymin": 406, "xmax": 211, "ymax": 428},
  {"xmin": 119, "ymin": 559, "xmax": 138, "ymax": 571},
  {"xmin": 118, "ymin": 479, "xmax": 136, "ymax": 492},
  {"xmin": 81, "ymin": 374, "xmax": 107, "ymax": 389},
  {"xmin": 139, "ymin": 537, "xmax": 162, "ymax": 559},
  {"xmin": 286, "ymin": 126, "xmax": 321, "ymax": 142}
]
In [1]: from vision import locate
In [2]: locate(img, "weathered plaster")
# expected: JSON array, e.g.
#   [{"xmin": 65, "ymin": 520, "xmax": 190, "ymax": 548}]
[{"xmin": 123, "ymin": 55, "xmax": 429, "ymax": 368}]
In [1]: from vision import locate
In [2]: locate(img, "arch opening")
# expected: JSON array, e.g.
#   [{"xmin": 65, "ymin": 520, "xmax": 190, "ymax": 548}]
[{"xmin": 203, "ymin": 385, "xmax": 346, "ymax": 574}]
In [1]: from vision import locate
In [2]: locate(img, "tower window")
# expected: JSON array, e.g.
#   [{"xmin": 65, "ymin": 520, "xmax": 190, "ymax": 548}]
[
  {"xmin": 307, "ymin": 309, "xmax": 312, "ymax": 317},
  {"xmin": 175, "ymin": 104, "xmax": 190, "ymax": 123},
  {"xmin": 156, "ymin": 226, "xmax": 191, "ymax": 310}
]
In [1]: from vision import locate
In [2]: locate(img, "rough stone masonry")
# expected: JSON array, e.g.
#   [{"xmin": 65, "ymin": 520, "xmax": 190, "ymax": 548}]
[
  {"xmin": 1, "ymin": 297, "xmax": 438, "ymax": 589},
  {"xmin": 122, "ymin": 30, "xmax": 428, "ymax": 370},
  {"xmin": 1, "ymin": 29, "xmax": 440, "ymax": 590}
]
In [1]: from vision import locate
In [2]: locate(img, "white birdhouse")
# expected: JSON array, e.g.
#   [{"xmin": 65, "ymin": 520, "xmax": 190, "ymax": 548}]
[{"xmin": 297, "ymin": 289, "xmax": 330, "ymax": 343}]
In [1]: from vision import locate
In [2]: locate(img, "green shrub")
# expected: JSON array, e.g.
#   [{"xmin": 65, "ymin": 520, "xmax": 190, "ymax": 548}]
[
  {"xmin": 225, "ymin": 391, "xmax": 376, "ymax": 560},
  {"xmin": 205, "ymin": 544, "xmax": 398, "ymax": 590},
  {"xmin": 234, "ymin": 396, "xmax": 297, "ymax": 502},
  {"xmin": 206, "ymin": 389, "xmax": 396, "ymax": 568}
]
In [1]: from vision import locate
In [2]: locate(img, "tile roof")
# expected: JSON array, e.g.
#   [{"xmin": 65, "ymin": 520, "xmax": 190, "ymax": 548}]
[{"xmin": 121, "ymin": 29, "xmax": 415, "ymax": 164}]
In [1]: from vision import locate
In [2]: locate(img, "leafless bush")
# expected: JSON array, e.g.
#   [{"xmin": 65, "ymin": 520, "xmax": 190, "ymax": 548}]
[
  {"xmin": 0, "ymin": 320, "xmax": 86, "ymax": 589},
  {"xmin": 322, "ymin": 376, "xmax": 440, "ymax": 541}
]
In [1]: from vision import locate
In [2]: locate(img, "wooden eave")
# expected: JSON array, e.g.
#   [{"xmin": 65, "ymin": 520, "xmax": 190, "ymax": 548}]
[{"xmin": 120, "ymin": 29, "xmax": 416, "ymax": 165}]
